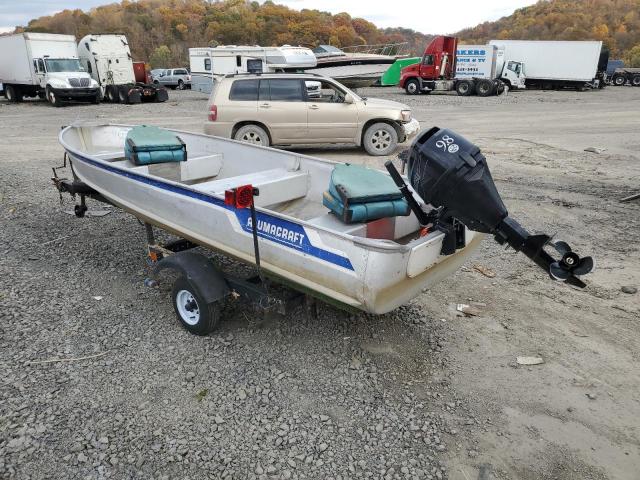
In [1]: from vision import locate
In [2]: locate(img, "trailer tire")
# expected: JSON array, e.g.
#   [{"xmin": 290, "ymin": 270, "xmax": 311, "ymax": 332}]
[
  {"xmin": 46, "ymin": 86, "xmax": 63, "ymax": 107},
  {"xmin": 476, "ymin": 79, "xmax": 494, "ymax": 97},
  {"xmin": 5, "ymin": 85, "xmax": 22, "ymax": 102},
  {"xmin": 631, "ymin": 75, "xmax": 640, "ymax": 87},
  {"xmin": 363, "ymin": 122, "xmax": 398, "ymax": 156},
  {"xmin": 456, "ymin": 80, "xmax": 473, "ymax": 96},
  {"xmin": 405, "ymin": 79, "xmax": 421, "ymax": 95},
  {"xmin": 611, "ymin": 73, "xmax": 627, "ymax": 87},
  {"xmin": 171, "ymin": 276, "xmax": 221, "ymax": 335}
]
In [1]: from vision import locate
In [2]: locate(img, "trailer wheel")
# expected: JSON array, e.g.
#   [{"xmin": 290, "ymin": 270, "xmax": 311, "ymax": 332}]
[
  {"xmin": 405, "ymin": 79, "xmax": 421, "ymax": 95},
  {"xmin": 476, "ymin": 79, "xmax": 495, "ymax": 97},
  {"xmin": 5, "ymin": 85, "xmax": 22, "ymax": 102},
  {"xmin": 46, "ymin": 86, "xmax": 63, "ymax": 107},
  {"xmin": 456, "ymin": 80, "xmax": 473, "ymax": 96},
  {"xmin": 611, "ymin": 73, "xmax": 627, "ymax": 87},
  {"xmin": 632, "ymin": 75, "xmax": 640, "ymax": 87},
  {"xmin": 171, "ymin": 276, "xmax": 221, "ymax": 335}
]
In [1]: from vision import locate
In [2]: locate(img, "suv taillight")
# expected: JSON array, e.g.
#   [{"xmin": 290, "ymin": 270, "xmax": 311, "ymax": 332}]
[{"xmin": 208, "ymin": 104, "xmax": 218, "ymax": 122}]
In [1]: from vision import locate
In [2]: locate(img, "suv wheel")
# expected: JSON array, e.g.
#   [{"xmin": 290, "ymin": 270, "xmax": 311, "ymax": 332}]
[
  {"xmin": 234, "ymin": 125, "xmax": 270, "ymax": 147},
  {"xmin": 363, "ymin": 122, "xmax": 398, "ymax": 156}
]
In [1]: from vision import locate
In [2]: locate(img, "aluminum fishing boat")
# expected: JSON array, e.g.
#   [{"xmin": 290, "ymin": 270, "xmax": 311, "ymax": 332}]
[{"xmin": 57, "ymin": 123, "xmax": 483, "ymax": 315}]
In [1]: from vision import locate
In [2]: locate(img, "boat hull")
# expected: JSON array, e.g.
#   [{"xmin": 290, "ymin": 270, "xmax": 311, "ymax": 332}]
[{"xmin": 60, "ymin": 125, "xmax": 483, "ymax": 314}]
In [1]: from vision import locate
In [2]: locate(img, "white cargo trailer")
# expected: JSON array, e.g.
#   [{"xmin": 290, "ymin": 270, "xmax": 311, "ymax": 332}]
[
  {"xmin": 0, "ymin": 32, "xmax": 100, "ymax": 106},
  {"xmin": 189, "ymin": 45, "xmax": 317, "ymax": 94},
  {"xmin": 488, "ymin": 40, "xmax": 605, "ymax": 89},
  {"xmin": 456, "ymin": 44, "xmax": 526, "ymax": 90}
]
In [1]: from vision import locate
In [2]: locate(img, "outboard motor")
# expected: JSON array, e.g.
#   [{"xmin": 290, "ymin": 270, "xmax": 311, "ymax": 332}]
[{"xmin": 388, "ymin": 127, "xmax": 594, "ymax": 288}]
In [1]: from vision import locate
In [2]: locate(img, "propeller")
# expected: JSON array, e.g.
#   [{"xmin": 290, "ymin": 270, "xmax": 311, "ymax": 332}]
[{"xmin": 548, "ymin": 240, "xmax": 594, "ymax": 284}]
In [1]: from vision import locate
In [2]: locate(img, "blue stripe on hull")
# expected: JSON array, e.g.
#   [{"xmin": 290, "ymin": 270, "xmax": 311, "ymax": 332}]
[{"xmin": 68, "ymin": 150, "xmax": 355, "ymax": 271}]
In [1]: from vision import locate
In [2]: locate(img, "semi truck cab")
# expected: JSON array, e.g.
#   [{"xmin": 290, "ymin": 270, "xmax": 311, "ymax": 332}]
[
  {"xmin": 400, "ymin": 36, "xmax": 524, "ymax": 96},
  {"xmin": 500, "ymin": 60, "xmax": 526, "ymax": 89}
]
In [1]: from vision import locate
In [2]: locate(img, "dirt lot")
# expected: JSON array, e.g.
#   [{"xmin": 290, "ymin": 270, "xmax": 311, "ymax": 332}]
[{"xmin": 1, "ymin": 86, "xmax": 638, "ymax": 480}]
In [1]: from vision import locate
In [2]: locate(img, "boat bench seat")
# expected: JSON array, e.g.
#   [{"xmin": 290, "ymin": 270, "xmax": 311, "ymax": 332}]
[
  {"xmin": 192, "ymin": 168, "xmax": 309, "ymax": 207},
  {"xmin": 109, "ymin": 154, "xmax": 223, "ymax": 183}
]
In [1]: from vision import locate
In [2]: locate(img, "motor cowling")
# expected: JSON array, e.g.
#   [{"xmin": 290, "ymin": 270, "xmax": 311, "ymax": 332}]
[{"xmin": 405, "ymin": 127, "xmax": 594, "ymax": 288}]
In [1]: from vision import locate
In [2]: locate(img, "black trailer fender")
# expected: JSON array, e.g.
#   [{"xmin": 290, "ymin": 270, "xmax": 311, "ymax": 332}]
[{"xmin": 153, "ymin": 251, "xmax": 230, "ymax": 304}]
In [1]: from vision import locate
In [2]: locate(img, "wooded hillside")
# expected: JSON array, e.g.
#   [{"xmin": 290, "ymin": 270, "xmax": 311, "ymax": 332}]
[
  {"xmin": 457, "ymin": 0, "xmax": 640, "ymax": 65},
  {"xmin": 11, "ymin": 0, "xmax": 640, "ymax": 68},
  {"xmin": 17, "ymin": 0, "xmax": 431, "ymax": 67}
]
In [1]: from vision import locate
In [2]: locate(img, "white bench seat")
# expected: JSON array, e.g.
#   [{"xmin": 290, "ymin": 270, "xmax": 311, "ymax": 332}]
[{"xmin": 192, "ymin": 168, "xmax": 309, "ymax": 207}]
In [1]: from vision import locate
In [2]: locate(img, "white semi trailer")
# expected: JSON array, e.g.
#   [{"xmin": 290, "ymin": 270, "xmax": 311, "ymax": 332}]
[
  {"xmin": 489, "ymin": 40, "xmax": 607, "ymax": 89},
  {"xmin": 78, "ymin": 34, "xmax": 168, "ymax": 103},
  {"xmin": 456, "ymin": 44, "xmax": 526, "ymax": 90},
  {"xmin": 0, "ymin": 33, "xmax": 100, "ymax": 106}
]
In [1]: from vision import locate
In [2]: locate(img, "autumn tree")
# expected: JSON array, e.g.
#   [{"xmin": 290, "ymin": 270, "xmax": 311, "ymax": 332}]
[{"xmin": 150, "ymin": 45, "xmax": 171, "ymax": 68}]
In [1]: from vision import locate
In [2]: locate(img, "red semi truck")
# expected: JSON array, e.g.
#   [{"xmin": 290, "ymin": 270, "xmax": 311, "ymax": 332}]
[{"xmin": 399, "ymin": 36, "xmax": 507, "ymax": 96}]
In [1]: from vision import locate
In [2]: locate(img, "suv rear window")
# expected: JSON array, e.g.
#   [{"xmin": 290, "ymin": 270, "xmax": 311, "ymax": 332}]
[{"xmin": 229, "ymin": 79, "xmax": 259, "ymax": 101}]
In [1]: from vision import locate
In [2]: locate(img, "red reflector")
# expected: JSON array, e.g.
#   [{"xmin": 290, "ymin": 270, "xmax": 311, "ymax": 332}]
[
  {"xmin": 208, "ymin": 104, "xmax": 217, "ymax": 121},
  {"xmin": 224, "ymin": 189, "xmax": 235, "ymax": 206},
  {"xmin": 235, "ymin": 185, "xmax": 254, "ymax": 209}
]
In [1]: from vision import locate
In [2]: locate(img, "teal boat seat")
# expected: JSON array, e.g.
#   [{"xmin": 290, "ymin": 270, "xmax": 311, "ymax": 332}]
[
  {"xmin": 125, "ymin": 125, "xmax": 187, "ymax": 165},
  {"xmin": 323, "ymin": 163, "xmax": 410, "ymax": 224}
]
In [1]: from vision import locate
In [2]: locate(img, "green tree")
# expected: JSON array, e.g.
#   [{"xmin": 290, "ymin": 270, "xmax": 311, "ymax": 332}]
[
  {"xmin": 626, "ymin": 45, "xmax": 640, "ymax": 67},
  {"xmin": 149, "ymin": 45, "xmax": 171, "ymax": 68}
]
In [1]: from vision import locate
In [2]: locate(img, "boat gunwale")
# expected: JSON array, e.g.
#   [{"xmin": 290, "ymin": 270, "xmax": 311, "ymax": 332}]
[{"xmin": 59, "ymin": 123, "xmax": 443, "ymax": 254}]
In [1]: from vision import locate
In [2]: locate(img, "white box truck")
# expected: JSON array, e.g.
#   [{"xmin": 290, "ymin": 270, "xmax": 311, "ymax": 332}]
[
  {"xmin": 488, "ymin": 40, "xmax": 606, "ymax": 89},
  {"xmin": 78, "ymin": 34, "xmax": 168, "ymax": 103},
  {"xmin": 0, "ymin": 33, "xmax": 101, "ymax": 106},
  {"xmin": 456, "ymin": 44, "xmax": 526, "ymax": 90}
]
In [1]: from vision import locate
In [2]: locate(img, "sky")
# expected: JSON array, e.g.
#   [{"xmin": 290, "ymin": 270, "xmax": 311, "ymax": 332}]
[{"xmin": 0, "ymin": 0, "xmax": 539, "ymax": 34}]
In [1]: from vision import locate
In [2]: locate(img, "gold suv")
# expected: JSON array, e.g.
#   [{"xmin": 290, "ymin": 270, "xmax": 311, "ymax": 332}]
[{"xmin": 204, "ymin": 73, "xmax": 420, "ymax": 156}]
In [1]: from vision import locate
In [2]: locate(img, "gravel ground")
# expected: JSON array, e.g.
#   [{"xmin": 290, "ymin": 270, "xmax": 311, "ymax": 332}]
[{"xmin": 1, "ymin": 86, "xmax": 639, "ymax": 480}]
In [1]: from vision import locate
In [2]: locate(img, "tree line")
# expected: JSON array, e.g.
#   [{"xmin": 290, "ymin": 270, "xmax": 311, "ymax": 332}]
[
  {"xmin": 458, "ymin": 0, "xmax": 640, "ymax": 66},
  {"xmin": 10, "ymin": 0, "xmax": 640, "ymax": 68},
  {"xmin": 15, "ymin": 0, "xmax": 431, "ymax": 67}
]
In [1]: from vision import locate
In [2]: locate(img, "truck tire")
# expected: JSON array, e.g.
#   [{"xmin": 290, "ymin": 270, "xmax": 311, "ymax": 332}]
[
  {"xmin": 177, "ymin": 80, "xmax": 185, "ymax": 90},
  {"xmin": 632, "ymin": 75, "xmax": 640, "ymax": 87},
  {"xmin": 5, "ymin": 85, "xmax": 22, "ymax": 102},
  {"xmin": 405, "ymin": 79, "xmax": 421, "ymax": 95},
  {"xmin": 234, "ymin": 124, "xmax": 270, "ymax": 147},
  {"xmin": 476, "ymin": 79, "xmax": 495, "ymax": 97},
  {"xmin": 456, "ymin": 80, "xmax": 473, "ymax": 96},
  {"xmin": 105, "ymin": 85, "xmax": 118, "ymax": 103},
  {"xmin": 118, "ymin": 86, "xmax": 129, "ymax": 104},
  {"xmin": 363, "ymin": 122, "xmax": 398, "ymax": 156},
  {"xmin": 611, "ymin": 74, "xmax": 626, "ymax": 86},
  {"xmin": 46, "ymin": 86, "xmax": 63, "ymax": 107}
]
